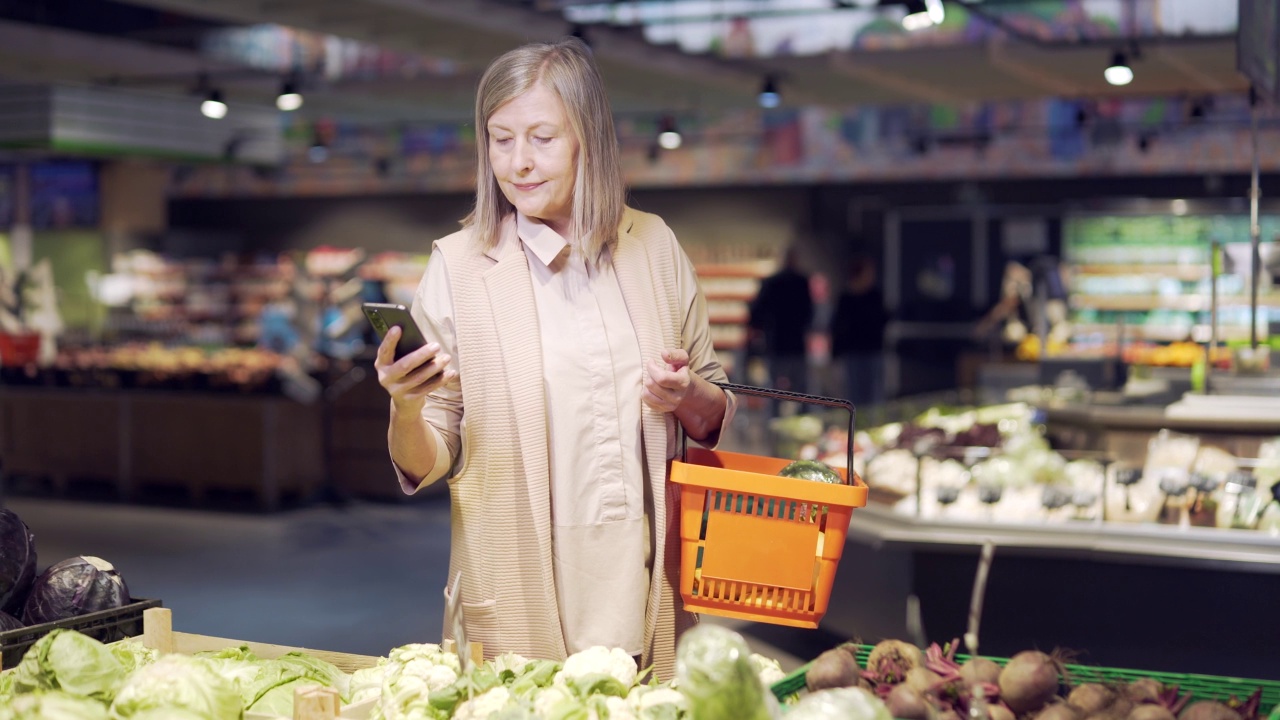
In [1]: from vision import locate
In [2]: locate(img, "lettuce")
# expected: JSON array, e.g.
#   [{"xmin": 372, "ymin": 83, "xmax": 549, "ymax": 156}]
[
  {"xmin": 107, "ymin": 655, "xmax": 243, "ymax": 720},
  {"xmin": 12, "ymin": 629, "xmax": 126, "ymax": 704},
  {"xmin": 674, "ymin": 624, "xmax": 776, "ymax": 720},
  {"xmin": 7, "ymin": 690, "xmax": 110, "ymax": 720}
]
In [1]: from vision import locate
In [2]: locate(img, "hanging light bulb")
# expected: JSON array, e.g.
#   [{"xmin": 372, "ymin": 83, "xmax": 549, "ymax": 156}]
[
  {"xmin": 201, "ymin": 89, "xmax": 227, "ymax": 119},
  {"xmin": 657, "ymin": 116, "xmax": 682, "ymax": 150},
  {"xmin": 758, "ymin": 76, "xmax": 781, "ymax": 109},
  {"xmin": 901, "ymin": 0, "xmax": 944, "ymax": 31},
  {"xmin": 276, "ymin": 79, "xmax": 303, "ymax": 112},
  {"xmin": 1105, "ymin": 51, "xmax": 1133, "ymax": 86}
]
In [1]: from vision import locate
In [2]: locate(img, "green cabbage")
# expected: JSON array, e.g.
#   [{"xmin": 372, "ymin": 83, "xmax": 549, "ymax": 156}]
[
  {"xmin": 107, "ymin": 655, "xmax": 243, "ymax": 720},
  {"xmin": 674, "ymin": 624, "xmax": 776, "ymax": 720},
  {"xmin": 784, "ymin": 687, "xmax": 892, "ymax": 720},
  {"xmin": 109, "ymin": 641, "xmax": 158, "ymax": 676},
  {"xmin": 7, "ymin": 691, "xmax": 110, "ymax": 720},
  {"xmin": 12, "ymin": 629, "xmax": 126, "ymax": 704}
]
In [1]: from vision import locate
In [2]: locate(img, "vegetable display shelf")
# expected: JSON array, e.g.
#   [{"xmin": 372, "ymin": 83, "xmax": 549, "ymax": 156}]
[
  {"xmin": 769, "ymin": 644, "xmax": 1280, "ymax": 714},
  {"xmin": 0, "ymin": 606, "xmax": 482, "ymax": 720},
  {"xmin": 0, "ymin": 597, "xmax": 162, "ymax": 670}
]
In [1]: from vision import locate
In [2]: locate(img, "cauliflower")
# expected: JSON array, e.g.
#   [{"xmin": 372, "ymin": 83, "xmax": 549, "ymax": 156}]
[
  {"xmin": 557, "ymin": 646, "xmax": 638, "ymax": 688},
  {"xmin": 491, "ymin": 652, "xmax": 532, "ymax": 676},
  {"xmin": 388, "ymin": 643, "xmax": 462, "ymax": 674},
  {"xmin": 627, "ymin": 685, "xmax": 689, "ymax": 718},
  {"xmin": 749, "ymin": 654, "xmax": 785, "ymax": 688},
  {"xmin": 453, "ymin": 686, "xmax": 513, "ymax": 720},
  {"xmin": 350, "ymin": 663, "xmax": 387, "ymax": 704},
  {"xmin": 534, "ymin": 685, "xmax": 575, "ymax": 717},
  {"xmin": 604, "ymin": 695, "xmax": 638, "ymax": 720}
]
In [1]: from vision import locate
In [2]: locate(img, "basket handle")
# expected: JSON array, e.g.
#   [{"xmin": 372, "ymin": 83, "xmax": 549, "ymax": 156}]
[{"xmin": 680, "ymin": 382, "xmax": 856, "ymax": 485}]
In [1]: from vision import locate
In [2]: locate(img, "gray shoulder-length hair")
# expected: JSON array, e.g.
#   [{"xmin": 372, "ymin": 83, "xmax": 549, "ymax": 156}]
[{"xmin": 463, "ymin": 37, "xmax": 625, "ymax": 258}]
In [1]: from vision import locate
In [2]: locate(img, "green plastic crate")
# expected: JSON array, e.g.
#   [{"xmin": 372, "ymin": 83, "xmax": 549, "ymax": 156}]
[{"xmin": 770, "ymin": 644, "xmax": 1280, "ymax": 714}]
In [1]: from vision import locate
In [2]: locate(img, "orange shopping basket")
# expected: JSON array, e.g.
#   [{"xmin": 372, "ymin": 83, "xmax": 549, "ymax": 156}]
[{"xmin": 670, "ymin": 383, "xmax": 867, "ymax": 629}]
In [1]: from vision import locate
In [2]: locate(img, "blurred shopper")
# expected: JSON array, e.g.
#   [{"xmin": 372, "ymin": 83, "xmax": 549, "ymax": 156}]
[
  {"xmin": 373, "ymin": 38, "xmax": 734, "ymax": 678},
  {"xmin": 830, "ymin": 254, "xmax": 890, "ymax": 407},
  {"xmin": 748, "ymin": 246, "xmax": 814, "ymax": 395}
]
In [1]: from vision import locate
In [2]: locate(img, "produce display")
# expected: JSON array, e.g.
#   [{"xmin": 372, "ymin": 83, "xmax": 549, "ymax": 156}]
[
  {"xmin": 0, "ymin": 344, "xmax": 288, "ymax": 392},
  {"xmin": 776, "ymin": 404, "xmax": 1280, "ymax": 531},
  {"xmin": 0, "ymin": 623, "xmax": 878, "ymax": 720},
  {"xmin": 783, "ymin": 638, "xmax": 1277, "ymax": 720},
  {"xmin": 0, "ymin": 509, "xmax": 134, "ymax": 632}
]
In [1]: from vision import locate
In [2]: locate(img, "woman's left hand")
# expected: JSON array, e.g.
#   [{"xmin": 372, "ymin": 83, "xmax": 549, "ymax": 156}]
[{"xmin": 643, "ymin": 349, "xmax": 691, "ymax": 413}]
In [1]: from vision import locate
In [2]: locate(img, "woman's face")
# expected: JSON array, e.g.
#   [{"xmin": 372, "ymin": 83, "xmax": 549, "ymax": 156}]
[{"xmin": 487, "ymin": 83, "xmax": 579, "ymax": 235}]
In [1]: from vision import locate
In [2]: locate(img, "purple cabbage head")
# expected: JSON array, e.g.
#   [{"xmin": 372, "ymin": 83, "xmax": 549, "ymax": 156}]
[
  {"xmin": 0, "ymin": 610, "xmax": 22, "ymax": 631},
  {"xmin": 23, "ymin": 556, "xmax": 130, "ymax": 625},
  {"xmin": 0, "ymin": 508, "xmax": 37, "ymax": 616}
]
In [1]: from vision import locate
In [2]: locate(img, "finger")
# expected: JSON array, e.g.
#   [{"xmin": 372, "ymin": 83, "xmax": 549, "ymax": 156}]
[
  {"xmin": 641, "ymin": 387, "xmax": 674, "ymax": 412},
  {"xmin": 662, "ymin": 349, "xmax": 690, "ymax": 369},
  {"xmin": 400, "ymin": 352, "xmax": 450, "ymax": 389},
  {"xmin": 644, "ymin": 375, "xmax": 681, "ymax": 406},
  {"xmin": 375, "ymin": 326, "xmax": 401, "ymax": 367}
]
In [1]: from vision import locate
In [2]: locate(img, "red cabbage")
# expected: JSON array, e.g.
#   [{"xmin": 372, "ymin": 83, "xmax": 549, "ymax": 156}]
[
  {"xmin": 23, "ymin": 556, "xmax": 131, "ymax": 625},
  {"xmin": 0, "ymin": 508, "xmax": 37, "ymax": 616}
]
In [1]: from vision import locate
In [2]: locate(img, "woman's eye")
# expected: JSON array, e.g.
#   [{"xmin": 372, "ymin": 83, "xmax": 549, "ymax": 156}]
[
  {"xmin": 493, "ymin": 137, "xmax": 513, "ymax": 146},
  {"xmin": 533, "ymin": 136, "xmax": 553, "ymax": 145}
]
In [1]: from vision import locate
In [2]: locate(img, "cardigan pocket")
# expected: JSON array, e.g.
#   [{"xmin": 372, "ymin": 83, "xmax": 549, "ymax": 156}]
[{"xmin": 442, "ymin": 581, "xmax": 500, "ymax": 653}]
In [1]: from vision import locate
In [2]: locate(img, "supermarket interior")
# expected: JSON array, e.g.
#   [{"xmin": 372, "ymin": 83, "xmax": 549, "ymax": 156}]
[{"xmin": 2, "ymin": 1, "xmax": 1280, "ymax": 718}]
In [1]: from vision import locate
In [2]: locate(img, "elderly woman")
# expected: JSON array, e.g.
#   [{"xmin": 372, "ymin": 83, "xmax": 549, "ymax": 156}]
[{"xmin": 374, "ymin": 37, "xmax": 734, "ymax": 678}]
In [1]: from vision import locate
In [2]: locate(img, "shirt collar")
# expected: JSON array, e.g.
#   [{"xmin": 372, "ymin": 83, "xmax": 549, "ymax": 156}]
[{"xmin": 515, "ymin": 212, "xmax": 570, "ymax": 268}]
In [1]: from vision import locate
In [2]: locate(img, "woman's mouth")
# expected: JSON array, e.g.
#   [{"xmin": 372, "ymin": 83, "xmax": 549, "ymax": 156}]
[{"xmin": 513, "ymin": 182, "xmax": 544, "ymax": 191}]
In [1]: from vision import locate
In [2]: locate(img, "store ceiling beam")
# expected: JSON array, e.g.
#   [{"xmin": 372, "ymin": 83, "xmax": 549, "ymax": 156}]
[
  {"xmin": 1149, "ymin": 46, "xmax": 1232, "ymax": 94},
  {"xmin": 828, "ymin": 51, "xmax": 965, "ymax": 106},
  {"xmin": 0, "ymin": 19, "xmax": 235, "ymax": 83},
  {"xmin": 985, "ymin": 39, "xmax": 1082, "ymax": 98}
]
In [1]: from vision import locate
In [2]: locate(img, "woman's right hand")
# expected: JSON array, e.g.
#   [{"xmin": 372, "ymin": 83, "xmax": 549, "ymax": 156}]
[{"xmin": 374, "ymin": 326, "xmax": 454, "ymax": 413}]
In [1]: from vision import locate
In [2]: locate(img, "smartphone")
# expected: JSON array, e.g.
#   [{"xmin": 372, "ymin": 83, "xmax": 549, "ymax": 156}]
[{"xmin": 362, "ymin": 302, "xmax": 431, "ymax": 361}]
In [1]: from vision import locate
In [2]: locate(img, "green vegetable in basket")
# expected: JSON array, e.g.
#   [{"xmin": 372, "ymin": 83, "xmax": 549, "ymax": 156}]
[
  {"xmin": 243, "ymin": 652, "xmax": 351, "ymax": 716},
  {"xmin": 674, "ymin": 624, "xmax": 777, "ymax": 720},
  {"xmin": 109, "ymin": 641, "xmax": 157, "ymax": 676},
  {"xmin": 107, "ymin": 655, "xmax": 243, "ymax": 720},
  {"xmin": 778, "ymin": 460, "xmax": 842, "ymax": 484},
  {"xmin": 5, "ymin": 690, "xmax": 110, "ymax": 720},
  {"xmin": 12, "ymin": 629, "xmax": 126, "ymax": 704}
]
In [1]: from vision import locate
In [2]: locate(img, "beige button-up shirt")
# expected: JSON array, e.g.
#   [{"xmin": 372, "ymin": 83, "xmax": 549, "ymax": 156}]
[{"xmin": 396, "ymin": 212, "xmax": 733, "ymax": 655}]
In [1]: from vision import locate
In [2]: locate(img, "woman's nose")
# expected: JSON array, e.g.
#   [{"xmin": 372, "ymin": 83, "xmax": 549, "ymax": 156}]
[{"xmin": 513, "ymin": 138, "xmax": 534, "ymax": 172}]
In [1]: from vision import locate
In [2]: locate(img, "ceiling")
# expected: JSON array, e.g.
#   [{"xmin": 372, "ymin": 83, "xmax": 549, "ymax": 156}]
[{"xmin": 0, "ymin": 0, "xmax": 1250, "ymax": 128}]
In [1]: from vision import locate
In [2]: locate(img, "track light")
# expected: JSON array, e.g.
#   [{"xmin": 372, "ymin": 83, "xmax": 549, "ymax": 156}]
[
  {"xmin": 902, "ymin": 0, "xmax": 944, "ymax": 31},
  {"xmin": 1105, "ymin": 51, "xmax": 1133, "ymax": 86},
  {"xmin": 657, "ymin": 116, "xmax": 682, "ymax": 150},
  {"xmin": 200, "ymin": 89, "xmax": 227, "ymax": 119},
  {"xmin": 758, "ymin": 76, "xmax": 781, "ymax": 109},
  {"xmin": 276, "ymin": 79, "xmax": 303, "ymax": 112}
]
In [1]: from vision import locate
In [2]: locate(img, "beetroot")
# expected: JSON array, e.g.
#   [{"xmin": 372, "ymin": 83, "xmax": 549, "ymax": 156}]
[
  {"xmin": 1127, "ymin": 680, "xmax": 1165, "ymax": 704},
  {"xmin": 887, "ymin": 683, "xmax": 934, "ymax": 720},
  {"xmin": 1179, "ymin": 702, "xmax": 1243, "ymax": 720},
  {"xmin": 1130, "ymin": 706, "xmax": 1177, "ymax": 720},
  {"xmin": 1037, "ymin": 704, "xmax": 1086, "ymax": 720},
  {"xmin": 807, "ymin": 646, "xmax": 862, "ymax": 691},
  {"xmin": 905, "ymin": 667, "xmax": 942, "ymax": 693},
  {"xmin": 1070, "ymin": 684, "xmax": 1119, "ymax": 715},
  {"xmin": 999, "ymin": 651, "xmax": 1062, "ymax": 714},
  {"xmin": 989, "ymin": 704, "xmax": 1016, "ymax": 720},
  {"xmin": 866, "ymin": 640, "xmax": 924, "ymax": 684},
  {"xmin": 960, "ymin": 657, "xmax": 1003, "ymax": 686}
]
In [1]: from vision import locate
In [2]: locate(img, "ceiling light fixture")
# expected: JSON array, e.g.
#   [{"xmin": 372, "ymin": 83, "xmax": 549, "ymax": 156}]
[
  {"xmin": 657, "ymin": 116, "xmax": 682, "ymax": 150},
  {"xmin": 276, "ymin": 79, "xmax": 303, "ymax": 112},
  {"xmin": 1105, "ymin": 51, "xmax": 1133, "ymax": 86},
  {"xmin": 201, "ymin": 89, "xmax": 227, "ymax": 119},
  {"xmin": 758, "ymin": 76, "xmax": 781, "ymax": 109},
  {"xmin": 902, "ymin": 0, "xmax": 944, "ymax": 31}
]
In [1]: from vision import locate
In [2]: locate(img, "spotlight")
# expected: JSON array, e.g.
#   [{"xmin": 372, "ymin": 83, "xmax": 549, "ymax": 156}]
[
  {"xmin": 201, "ymin": 89, "xmax": 227, "ymax": 119},
  {"xmin": 902, "ymin": 0, "xmax": 944, "ymax": 31},
  {"xmin": 657, "ymin": 116, "xmax": 682, "ymax": 150},
  {"xmin": 276, "ymin": 79, "xmax": 303, "ymax": 112},
  {"xmin": 1104, "ymin": 51, "xmax": 1133, "ymax": 86},
  {"xmin": 758, "ymin": 76, "xmax": 781, "ymax": 109}
]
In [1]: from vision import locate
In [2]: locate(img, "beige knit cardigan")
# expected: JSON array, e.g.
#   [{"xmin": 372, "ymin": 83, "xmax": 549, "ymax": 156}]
[{"xmin": 433, "ymin": 207, "xmax": 699, "ymax": 680}]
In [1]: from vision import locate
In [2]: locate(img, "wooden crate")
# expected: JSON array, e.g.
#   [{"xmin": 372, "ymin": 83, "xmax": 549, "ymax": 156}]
[{"xmin": 2, "ymin": 607, "xmax": 480, "ymax": 720}]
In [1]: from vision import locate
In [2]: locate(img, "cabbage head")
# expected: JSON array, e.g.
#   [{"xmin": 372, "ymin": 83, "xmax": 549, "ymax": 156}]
[
  {"xmin": 785, "ymin": 687, "xmax": 892, "ymax": 720},
  {"xmin": 674, "ymin": 624, "xmax": 775, "ymax": 720},
  {"xmin": 108, "ymin": 655, "xmax": 243, "ymax": 720},
  {"xmin": 8, "ymin": 690, "xmax": 110, "ymax": 720},
  {"xmin": 12, "ymin": 629, "xmax": 126, "ymax": 703},
  {"xmin": 109, "ymin": 641, "xmax": 157, "ymax": 676},
  {"xmin": 245, "ymin": 652, "xmax": 351, "ymax": 716}
]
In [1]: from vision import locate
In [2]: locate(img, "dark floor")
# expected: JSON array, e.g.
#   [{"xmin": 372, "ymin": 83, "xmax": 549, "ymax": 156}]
[{"xmin": 3, "ymin": 494, "xmax": 835, "ymax": 669}]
